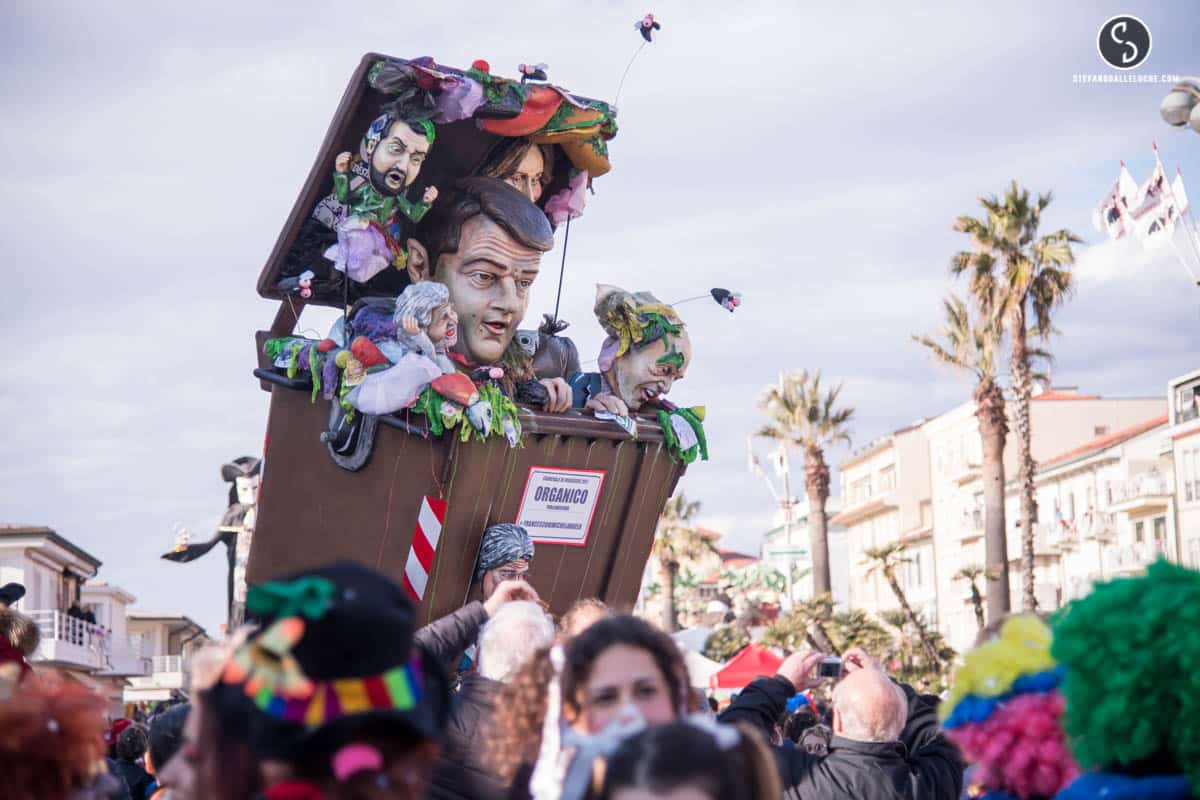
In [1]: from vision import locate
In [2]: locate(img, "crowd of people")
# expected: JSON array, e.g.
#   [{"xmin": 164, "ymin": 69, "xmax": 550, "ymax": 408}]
[{"xmin": 1, "ymin": 525, "xmax": 1197, "ymax": 800}]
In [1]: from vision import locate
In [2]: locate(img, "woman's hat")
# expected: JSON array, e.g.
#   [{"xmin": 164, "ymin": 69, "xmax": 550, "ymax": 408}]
[{"xmin": 206, "ymin": 561, "xmax": 449, "ymax": 763}]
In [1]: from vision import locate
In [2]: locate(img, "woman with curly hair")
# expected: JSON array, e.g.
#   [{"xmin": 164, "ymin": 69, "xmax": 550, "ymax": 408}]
[
  {"xmin": 599, "ymin": 719, "xmax": 783, "ymax": 800},
  {"xmin": 488, "ymin": 614, "xmax": 698, "ymax": 800}
]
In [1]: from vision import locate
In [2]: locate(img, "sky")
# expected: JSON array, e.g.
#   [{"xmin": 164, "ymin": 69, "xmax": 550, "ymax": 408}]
[{"xmin": 2, "ymin": 1, "xmax": 1198, "ymax": 634}]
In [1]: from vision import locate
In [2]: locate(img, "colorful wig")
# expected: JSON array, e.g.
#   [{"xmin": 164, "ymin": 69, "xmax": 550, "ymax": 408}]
[
  {"xmin": 941, "ymin": 615, "xmax": 1079, "ymax": 799},
  {"xmin": 1051, "ymin": 559, "xmax": 1200, "ymax": 793}
]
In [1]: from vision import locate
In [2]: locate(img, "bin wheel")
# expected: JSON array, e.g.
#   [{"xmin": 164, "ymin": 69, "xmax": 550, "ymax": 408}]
[{"xmin": 321, "ymin": 403, "xmax": 379, "ymax": 471}]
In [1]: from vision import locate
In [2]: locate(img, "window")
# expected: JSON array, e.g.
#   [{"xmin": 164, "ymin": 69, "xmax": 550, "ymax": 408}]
[
  {"xmin": 1135, "ymin": 521, "xmax": 1145, "ymax": 544},
  {"xmin": 1174, "ymin": 377, "xmax": 1200, "ymax": 424},
  {"xmin": 1153, "ymin": 517, "xmax": 1167, "ymax": 553},
  {"xmin": 849, "ymin": 476, "xmax": 872, "ymax": 505},
  {"xmin": 879, "ymin": 465, "xmax": 896, "ymax": 492},
  {"xmin": 1066, "ymin": 493, "xmax": 1075, "ymax": 522},
  {"xmin": 907, "ymin": 550, "xmax": 925, "ymax": 589},
  {"xmin": 1185, "ymin": 447, "xmax": 1200, "ymax": 504},
  {"xmin": 1106, "ymin": 481, "xmax": 1113, "ymax": 506},
  {"xmin": 1094, "ymin": 426, "xmax": 1109, "ymax": 437}
]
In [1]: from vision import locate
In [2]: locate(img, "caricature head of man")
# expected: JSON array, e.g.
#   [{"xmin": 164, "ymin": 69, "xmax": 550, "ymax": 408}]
[
  {"xmin": 360, "ymin": 109, "xmax": 436, "ymax": 197},
  {"xmin": 594, "ymin": 286, "xmax": 691, "ymax": 412},
  {"xmin": 405, "ymin": 178, "xmax": 554, "ymax": 366}
]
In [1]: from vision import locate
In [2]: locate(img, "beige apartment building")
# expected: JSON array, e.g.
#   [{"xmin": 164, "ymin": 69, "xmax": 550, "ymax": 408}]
[
  {"xmin": 1169, "ymin": 369, "xmax": 1200, "ymax": 568},
  {"xmin": 831, "ymin": 387, "xmax": 1167, "ymax": 653},
  {"xmin": 829, "ymin": 423, "xmax": 935, "ymax": 625},
  {"xmin": 1030, "ymin": 414, "xmax": 1174, "ymax": 606}
]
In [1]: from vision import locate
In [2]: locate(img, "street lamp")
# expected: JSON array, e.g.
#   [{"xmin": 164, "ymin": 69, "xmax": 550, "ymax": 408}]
[
  {"xmin": 1161, "ymin": 78, "xmax": 1200, "ymax": 134},
  {"xmin": 747, "ymin": 438, "xmax": 801, "ymax": 610}
]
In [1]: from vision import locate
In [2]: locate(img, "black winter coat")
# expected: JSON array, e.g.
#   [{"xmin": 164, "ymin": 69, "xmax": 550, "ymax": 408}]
[
  {"xmin": 430, "ymin": 672, "xmax": 506, "ymax": 800},
  {"xmin": 413, "ymin": 601, "xmax": 489, "ymax": 672},
  {"xmin": 719, "ymin": 675, "xmax": 964, "ymax": 800}
]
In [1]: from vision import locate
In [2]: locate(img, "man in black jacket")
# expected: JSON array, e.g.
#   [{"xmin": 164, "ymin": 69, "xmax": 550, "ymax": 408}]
[{"xmin": 719, "ymin": 648, "xmax": 963, "ymax": 800}]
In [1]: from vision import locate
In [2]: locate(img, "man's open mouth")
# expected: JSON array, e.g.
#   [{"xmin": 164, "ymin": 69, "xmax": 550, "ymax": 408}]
[
  {"xmin": 386, "ymin": 169, "xmax": 405, "ymax": 186},
  {"xmin": 640, "ymin": 387, "xmax": 660, "ymax": 404},
  {"xmin": 482, "ymin": 320, "xmax": 509, "ymax": 338},
  {"xmin": 444, "ymin": 325, "xmax": 457, "ymax": 343}
]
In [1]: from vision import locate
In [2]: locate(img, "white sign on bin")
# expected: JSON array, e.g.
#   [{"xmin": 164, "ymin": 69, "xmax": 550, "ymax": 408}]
[{"xmin": 516, "ymin": 466, "xmax": 606, "ymax": 547}]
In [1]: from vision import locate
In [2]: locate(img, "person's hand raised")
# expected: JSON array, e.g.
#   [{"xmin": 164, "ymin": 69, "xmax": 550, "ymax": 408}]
[
  {"xmin": 484, "ymin": 580, "xmax": 542, "ymax": 617},
  {"xmin": 776, "ymin": 650, "xmax": 827, "ymax": 691}
]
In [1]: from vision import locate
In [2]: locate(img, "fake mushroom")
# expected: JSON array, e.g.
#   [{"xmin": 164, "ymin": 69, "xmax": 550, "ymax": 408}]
[{"xmin": 431, "ymin": 373, "xmax": 479, "ymax": 407}]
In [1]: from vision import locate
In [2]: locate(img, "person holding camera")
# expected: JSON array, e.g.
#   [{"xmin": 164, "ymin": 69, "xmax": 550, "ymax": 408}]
[{"xmin": 719, "ymin": 648, "xmax": 963, "ymax": 800}]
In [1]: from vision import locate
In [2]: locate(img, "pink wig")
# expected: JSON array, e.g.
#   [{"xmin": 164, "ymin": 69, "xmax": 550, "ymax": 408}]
[{"xmin": 946, "ymin": 691, "xmax": 1080, "ymax": 799}]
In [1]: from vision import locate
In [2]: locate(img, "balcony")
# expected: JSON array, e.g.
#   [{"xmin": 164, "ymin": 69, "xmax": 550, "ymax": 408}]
[
  {"xmin": 29, "ymin": 610, "xmax": 110, "ymax": 671},
  {"xmin": 126, "ymin": 654, "xmax": 192, "ymax": 701},
  {"xmin": 1077, "ymin": 511, "xmax": 1117, "ymax": 541},
  {"xmin": 99, "ymin": 639, "xmax": 152, "ymax": 678},
  {"xmin": 1103, "ymin": 542, "xmax": 1166, "ymax": 576},
  {"xmin": 1029, "ymin": 524, "xmax": 1066, "ymax": 556},
  {"xmin": 830, "ymin": 490, "xmax": 898, "ymax": 527},
  {"xmin": 1109, "ymin": 473, "xmax": 1172, "ymax": 515},
  {"xmin": 957, "ymin": 508, "xmax": 984, "ymax": 542},
  {"xmin": 948, "ymin": 459, "xmax": 982, "ymax": 486}
]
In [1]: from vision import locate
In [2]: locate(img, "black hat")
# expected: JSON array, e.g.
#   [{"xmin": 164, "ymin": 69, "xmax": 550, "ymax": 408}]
[
  {"xmin": 205, "ymin": 561, "xmax": 448, "ymax": 763},
  {"xmin": 0, "ymin": 583, "xmax": 25, "ymax": 606}
]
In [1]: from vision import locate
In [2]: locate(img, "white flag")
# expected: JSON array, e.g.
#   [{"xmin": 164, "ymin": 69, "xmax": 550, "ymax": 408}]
[
  {"xmin": 1091, "ymin": 164, "xmax": 1141, "ymax": 240},
  {"xmin": 1119, "ymin": 164, "xmax": 1139, "ymax": 209},
  {"xmin": 1171, "ymin": 170, "xmax": 1189, "ymax": 216},
  {"xmin": 1130, "ymin": 160, "xmax": 1169, "ymax": 242}
]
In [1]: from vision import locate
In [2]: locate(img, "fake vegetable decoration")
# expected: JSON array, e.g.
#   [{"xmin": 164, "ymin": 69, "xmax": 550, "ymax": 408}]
[{"xmin": 657, "ymin": 406, "xmax": 707, "ymax": 464}]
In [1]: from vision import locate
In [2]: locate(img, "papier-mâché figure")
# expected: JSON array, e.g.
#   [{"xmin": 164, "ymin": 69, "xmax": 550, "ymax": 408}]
[
  {"xmin": 405, "ymin": 177, "xmax": 574, "ymax": 413},
  {"xmin": 321, "ymin": 110, "xmax": 439, "ymax": 284},
  {"xmin": 569, "ymin": 284, "xmax": 691, "ymax": 417},
  {"xmin": 477, "ymin": 138, "xmax": 555, "ymax": 204},
  {"xmin": 341, "ymin": 282, "xmax": 458, "ymax": 415},
  {"xmin": 389, "ymin": 281, "xmax": 459, "ymax": 374}
]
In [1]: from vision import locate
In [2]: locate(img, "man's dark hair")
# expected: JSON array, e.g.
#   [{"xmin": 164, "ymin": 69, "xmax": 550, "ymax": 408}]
[
  {"xmin": 116, "ymin": 724, "xmax": 149, "ymax": 762},
  {"xmin": 416, "ymin": 177, "xmax": 554, "ymax": 274},
  {"xmin": 148, "ymin": 703, "xmax": 190, "ymax": 770}
]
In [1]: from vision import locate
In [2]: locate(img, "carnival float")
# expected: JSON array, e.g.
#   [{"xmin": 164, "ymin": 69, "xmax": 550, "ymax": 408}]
[{"xmin": 245, "ymin": 47, "xmax": 730, "ymax": 624}]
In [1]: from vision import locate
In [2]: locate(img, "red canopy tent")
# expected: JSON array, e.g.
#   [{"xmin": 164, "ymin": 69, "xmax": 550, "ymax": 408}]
[{"xmin": 708, "ymin": 645, "xmax": 784, "ymax": 691}]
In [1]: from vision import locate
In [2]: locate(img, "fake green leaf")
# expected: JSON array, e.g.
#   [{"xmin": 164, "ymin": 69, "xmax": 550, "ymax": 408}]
[{"xmin": 246, "ymin": 576, "xmax": 336, "ymax": 621}]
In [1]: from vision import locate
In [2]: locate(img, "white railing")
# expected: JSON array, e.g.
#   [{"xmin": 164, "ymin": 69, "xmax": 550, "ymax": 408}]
[
  {"xmin": 1104, "ymin": 542, "xmax": 1166, "ymax": 573},
  {"xmin": 103, "ymin": 637, "xmax": 152, "ymax": 676},
  {"xmin": 1110, "ymin": 473, "xmax": 1171, "ymax": 504},
  {"xmin": 28, "ymin": 610, "xmax": 111, "ymax": 668},
  {"xmin": 152, "ymin": 655, "xmax": 184, "ymax": 674}
]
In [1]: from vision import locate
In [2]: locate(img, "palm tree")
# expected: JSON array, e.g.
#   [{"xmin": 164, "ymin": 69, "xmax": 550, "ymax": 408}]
[
  {"xmin": 755, "ymin": 371, "xmax": 854, "ymax": 600},
  {"xmin": 862, "ymin": 542, "xmax": 940, "ymax": 671},
  {"xmin": 761, "ymin": 594, "xmax": 840, "ymax": 655},
  {"xmin": 914, "ymin": 294, "xmax": 1011, "ymax": 619},
  {"xmin": 954, "ymin": 564, "xmax": 995, "ymax": 632},
  {"xmin": 827, "ymin": 608, "xmax": 892, "ymax": 657},
  {"xmin": 952, "ymin": 181, "xmax": 1080, "ymax": 610},
  {"xmin": 651, "ymin": 492, "xmax": 716, "ymax": 632}
]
